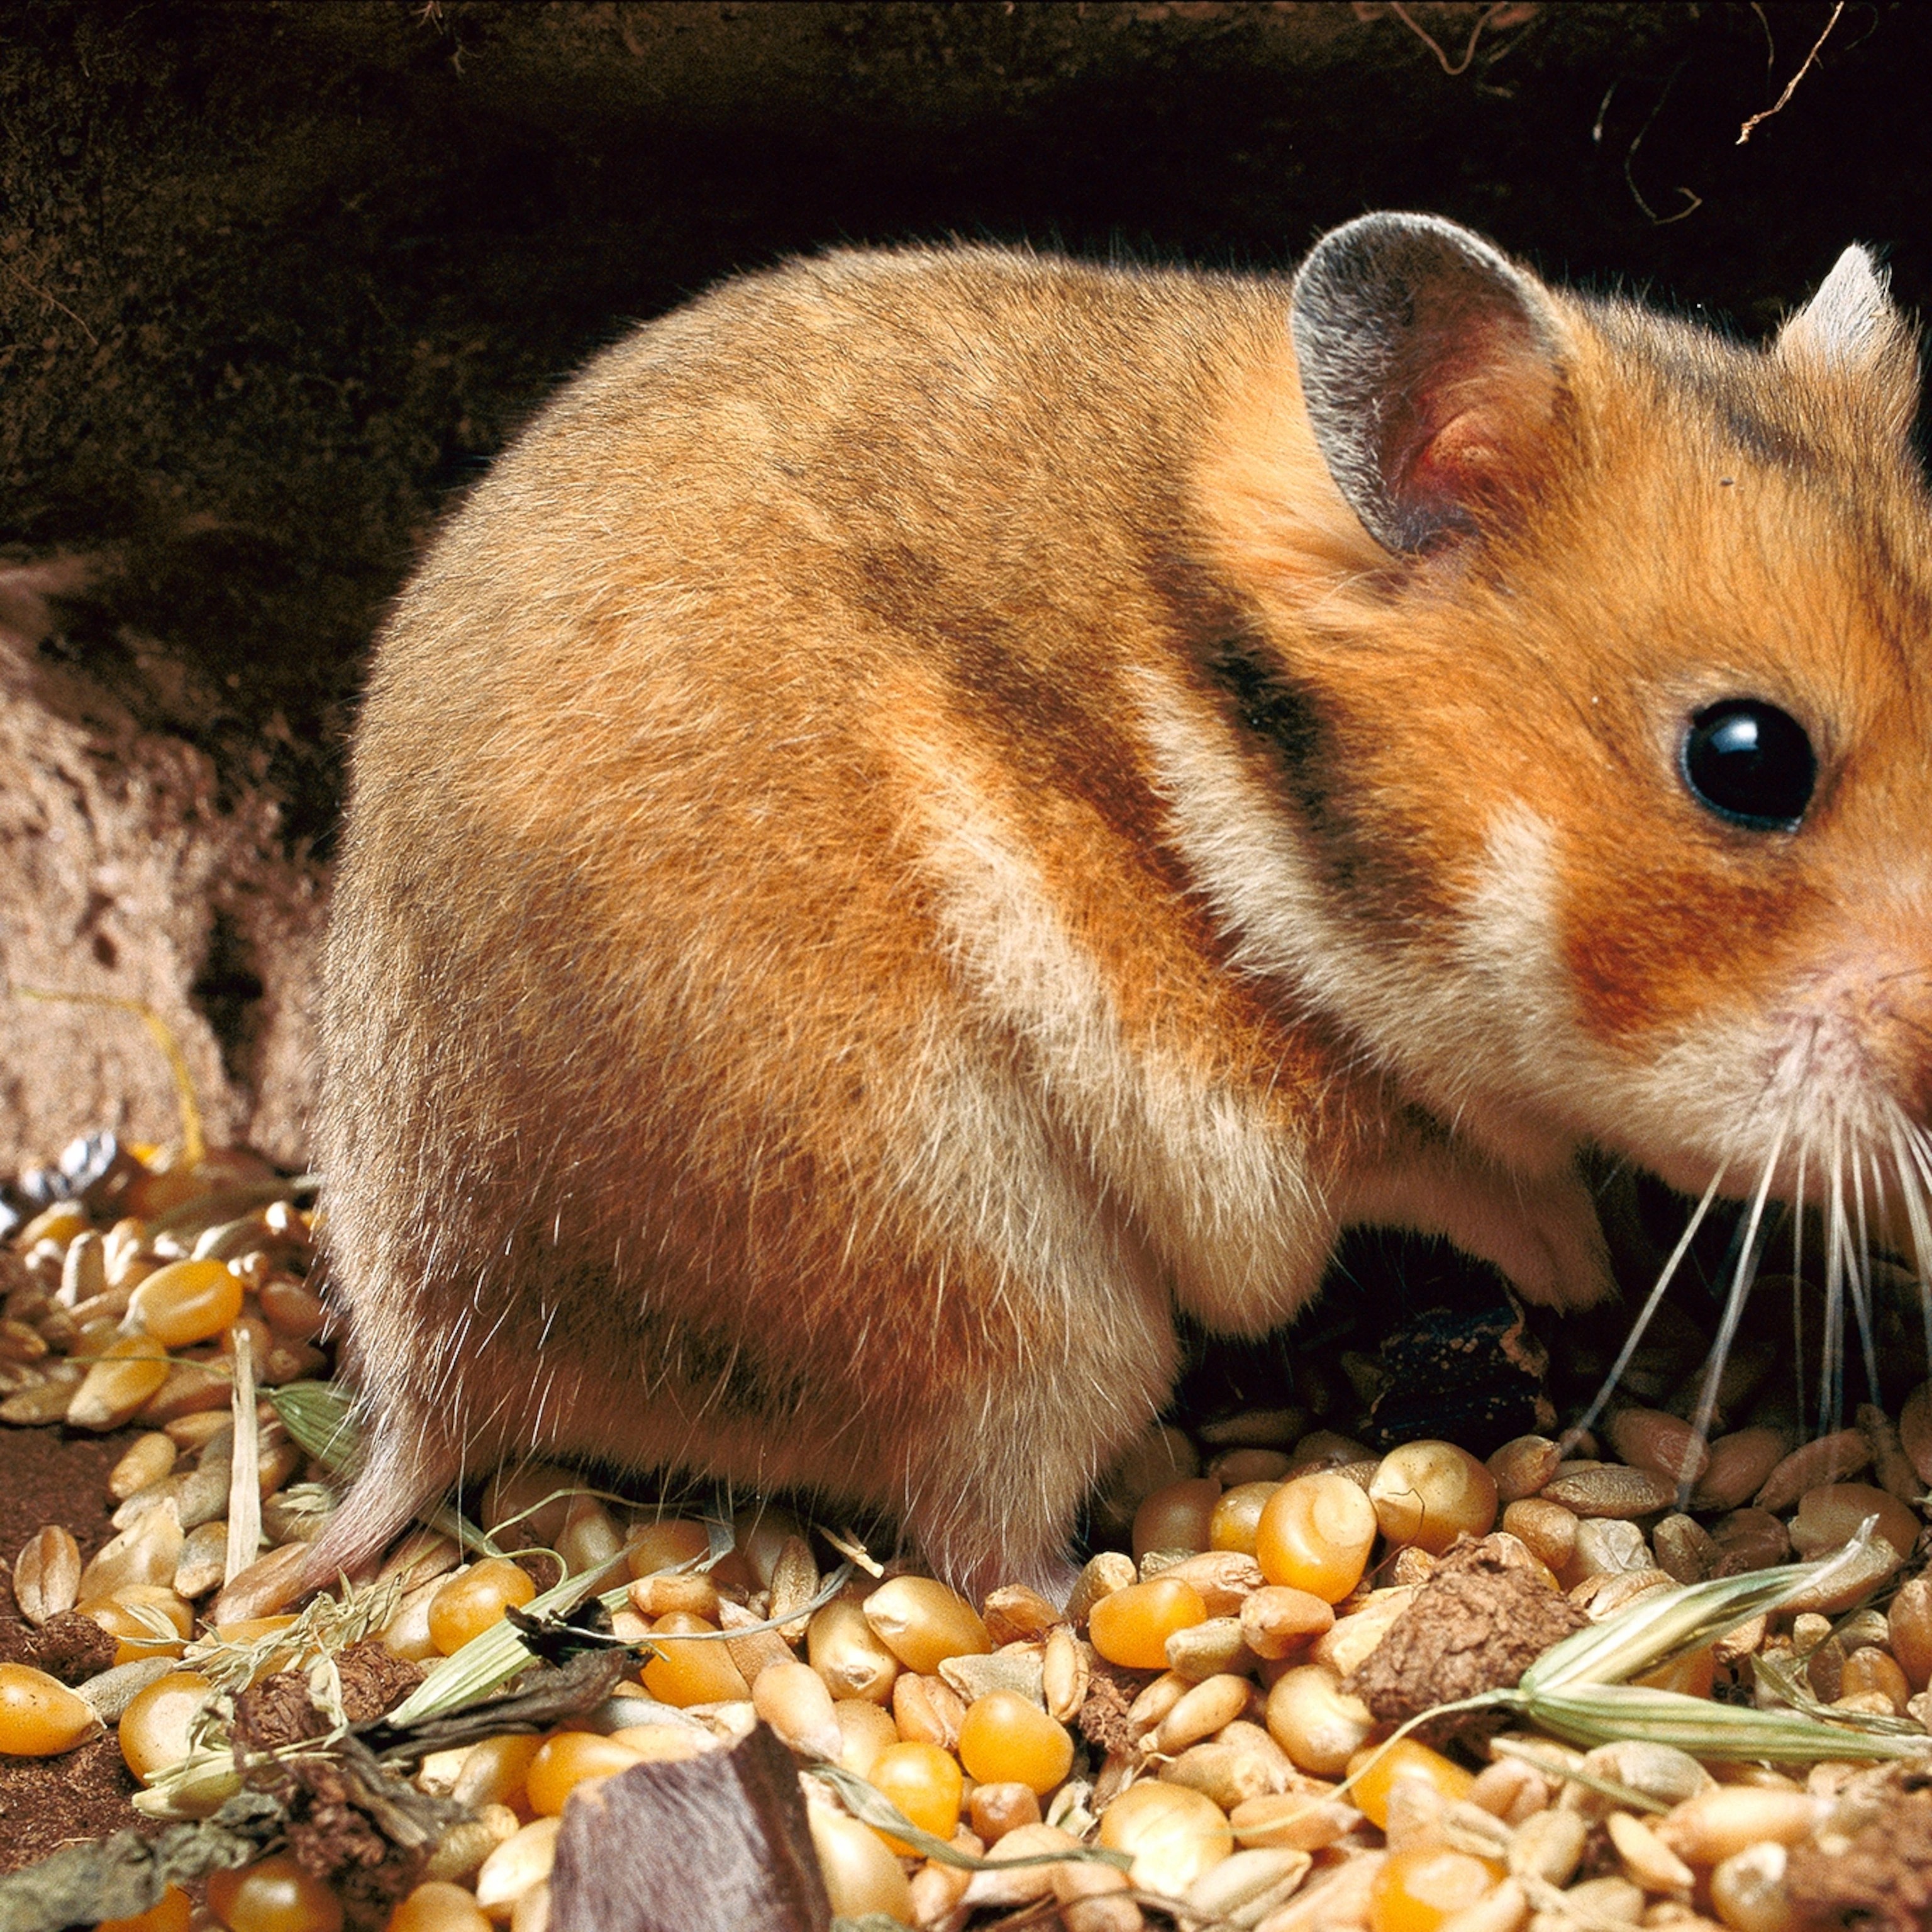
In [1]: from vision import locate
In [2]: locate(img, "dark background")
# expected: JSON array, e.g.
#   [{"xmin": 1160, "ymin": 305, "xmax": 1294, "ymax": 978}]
[{"xmin": 0, "ymin": 0, "xmax": 1923, "ymax": 856}]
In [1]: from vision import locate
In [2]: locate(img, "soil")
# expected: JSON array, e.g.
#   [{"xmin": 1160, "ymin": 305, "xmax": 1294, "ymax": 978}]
[
  {"xmin": 0, "ymin": 1423, "xmax": 152, "ymax": 1877},
  {"xmin": 1785, "ymin": 1763, "xmax": 1932, "ymax": 1931}
]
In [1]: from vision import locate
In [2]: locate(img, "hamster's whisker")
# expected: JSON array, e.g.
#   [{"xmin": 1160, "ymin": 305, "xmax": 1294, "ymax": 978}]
[
  {"xmin": 1848, "ymin": 1135, "xmax": 1881, "ymax": 1409},
  {"xmin": 1562, "ymin": 1158, "xmax": 1731, "ymax": 1454},
  {"xmin": 1884, "ymin": 1107, "xmax": 1932, "ymax": 1375},
  {"xmin": 1679, "ymin": 1108, "xmax": 1792, "ymax": 1501}
]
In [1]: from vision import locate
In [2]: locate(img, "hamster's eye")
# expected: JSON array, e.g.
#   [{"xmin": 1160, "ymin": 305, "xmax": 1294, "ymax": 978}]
[{"xmin": 1680, "ymin": 699, "xmax": 1817, "ymax": 831}]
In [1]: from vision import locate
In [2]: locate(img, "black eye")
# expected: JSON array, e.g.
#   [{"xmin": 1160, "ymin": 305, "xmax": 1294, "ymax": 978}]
[{"xmin": 1680, "ymin": 699, "xmax": 1817, "ymax": 831}]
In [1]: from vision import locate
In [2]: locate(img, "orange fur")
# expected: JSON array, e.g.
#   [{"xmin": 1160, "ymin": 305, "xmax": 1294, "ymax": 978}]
[{"xmin": 311, "ymin": 225, "xmax": 1931, "ymax": 1595}]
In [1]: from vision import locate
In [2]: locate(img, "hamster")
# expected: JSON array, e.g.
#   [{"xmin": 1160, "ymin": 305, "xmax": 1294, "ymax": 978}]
[{"xmin": 307, "ymin": 213, "xmax": 1932, "ymax": 1601}]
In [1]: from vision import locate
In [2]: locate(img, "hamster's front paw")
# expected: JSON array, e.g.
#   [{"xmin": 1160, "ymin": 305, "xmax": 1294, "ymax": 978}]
[
  {"xmin": 1489, "ymin": 1166, "xmax": 1616, "ymax": 1313},
  {"xmin": 1345, "ymin": 1143, "xmax": 1616, "ymax": 1313}
]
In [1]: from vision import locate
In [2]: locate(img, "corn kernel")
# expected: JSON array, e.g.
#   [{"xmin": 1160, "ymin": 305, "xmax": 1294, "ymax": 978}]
[
  {"xmin": 1707, "ymin": 1841, "xmax": 1794, "ymax": 1932},
  {"xmin": 428, "ymin": 1558, "xmax": 537, "ymax": 1655},
  {"xmin": 1633, "ymin": 1643, "xmax": 1717, "ymax": 1699},
  {"xmin": 1132, "ymin": 1477, "xmax": 1222, "ymax": 1559},
  {"xmin": 119, "ymin": 1671, "xmax": 214, "ymax": 1782},
  {"xmin": 1208, "ymin": 1480, "xmax": 1281, "ymax": 1557},
  {"xmin": 640, "ymin": 1611, "xmax": 752, "ymax": 1706},
  {"xmin": 383, "ymin": 1880, "xmax": 492, "ymax": 1932},
  {"xmin": 1098, "ymin": 1780, "xmax": 1233, "ymax": 1898},
  {"xmin": 809, "ymin": 1598, "xmax": 902, "ymax": 1703},
  {"xmin": 473, "ymin": 1818, "xmax": 560, "ymax": 1917},
  {"xmin": 957, "ymin": 1690, "xmax": 1073, "ymax": 1796},
  {"xmin": 96, "ymin": 1884, "xmax": 194, "ymax": 1932},
  {"xmin": 206, "ymin": 1852, "xmax": 344, "ymax": 1932},
  {"xmin": 0, "ymin": 1661, "xmax": 103, "ymax": 1755},
  {"xmin": 19, "ymin": 1201, "xmax": 89, "ymax": 1248},
  {"xmin": 86, "ymin": 1584, "xmax": 195, "ymax": 1665},
  {"xmin": 1345, "ymin": 1739, "xmax": 1475, "ymax": 1829},
  {"xmin": 1254, "ymin": 1472, "xmax": 1377, "ymax": 1601},
  {"xmin": 452, "ymin": 1732, "xmax": 545, "ymax": 1811},
  {"xmin": 868, "ymin": 1738, "xmax": 964, "ymax": 1852},
  {"xmin": 1368, "ymin": 1845, "xmax": 1498, "ymax": 1932},
  {"xmin": 1263, "ymin": 1664, "xmax": 1374, "ymax": 1777},
  {"xmin": 1367, "ymin": 1442, "xmax": 1497, "ymax": 1555},
  {"xmin": 126, "ymin": 1260, "xmax": 246, "ymax": 1348},
  {"xmin": 808, "ymin": 1807, "xmax": 916, "ymax": 1924},
  {"xmin": 1087, "ymin": 1577, "xmax": 1208, "ymax": 1670},
  {"xmin": 523, "ymin": 1729, "xmax": 645, "ymax": 1815},
  {"xmin": 753, "ymin": 1658, "xmax": 843, "ymax": 1760},
  {"xmin": 862, "ymin": 1577, "xmax": 991, "ymax": 1673},
  {"xmin": 833, "ymin": 1697, "xmax": 901, "ymax": 1779}
]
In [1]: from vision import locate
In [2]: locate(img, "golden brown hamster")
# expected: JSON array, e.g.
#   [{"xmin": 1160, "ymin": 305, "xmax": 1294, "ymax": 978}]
[{"xmin": 307, "ymin": 213, "xmax": 1931, "ymax": 1599}]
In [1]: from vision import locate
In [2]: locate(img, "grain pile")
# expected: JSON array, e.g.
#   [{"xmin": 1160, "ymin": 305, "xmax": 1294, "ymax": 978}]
[{"xmin": 3, "ymin": 1135, "xmax": 1932, "ymax": 1932}]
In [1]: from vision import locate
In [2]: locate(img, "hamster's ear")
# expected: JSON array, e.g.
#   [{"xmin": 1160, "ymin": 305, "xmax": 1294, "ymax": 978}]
[
  {"xmin": 1291, "ymin": 213, "xmax": 1568, "ymax": 555},
  {"xmin": 1776, "ymin": 245, "xmax": 1918, "ymax": 391}
]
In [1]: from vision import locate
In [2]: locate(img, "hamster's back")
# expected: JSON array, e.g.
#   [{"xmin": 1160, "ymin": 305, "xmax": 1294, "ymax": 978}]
[{"xmin": 316, "ymin": 247, "xmax": 1350, "ymax": 1591}]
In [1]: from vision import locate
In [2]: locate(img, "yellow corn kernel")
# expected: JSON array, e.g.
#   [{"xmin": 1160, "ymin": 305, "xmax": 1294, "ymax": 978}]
[
  {"xmin": 1369, "ymin": 1845, "xmax": 1499, "ymax": 1932},
  {"xmin": 96, "ymin": 1884, "xmax": 195, "ymax": 1932},
  {"xmin": 86, "ymin": 1584, "xmax": 194, "ymax": 1665},
  {"xmin": 1087, "ymin": 1577, "xmax": 1209, "ymax": 1670},
  {"xmin": 452, "ymin": 1732, "xmax": 545, "ymax": 1811},
  {"xmin": 428, "ymin": 1558, "xmax": 538, "ymax": 1655},
  {"xmin": 862, "ymin": 1577, "xmax": 991, "ymax": 1673},
  {"xmin": 118, "ymin": 1671, "xmax": 215, "ymax": 1783},
  {"xmin": 523, "ymin": 1729, "xmax": 646, "ymax": 1815},
  {"xmin": 1208, "ymin": 1480, "xmax": 1282, "ymax": 1557},
  {"xmin": 956, "ymin": 1690, "xmax": 1073, "ymax": 1796},
  {"xmin": 1346, "ymin": 1739, "xmax": 1475, "ymax": 1830},
  {"xmin": 640, "ymin": 1611, "xmax": 753, "ymax": 1706},
  {"xmin": 19, "ymin": 1201, "xmax": 89, "ymax": 1248},
  {"xmin": 1254, "ymin": 1472, "xmax": 1377, "ymax": 1602},
  {"xmin": 383, "ymin": 1880, "xmax": 492, "ymax": 1932},
  {"xmin": 1633, "ymin": 1643, "xmax": 1717, "ymax": 1699},
  {"xmin": 0, "ymin": 1661, "xmax": 103, "ymax": 1756},
  {"xmin": 126, "ymin": 1260, "xmax": 246, "ymax": 1348},
  {"xmin": 868, "ymin": 1738, "xmax": 964, "ymax": 1852},
  {"xmin": 1368, "ymin": 1442, "xmax": 1498, "ymax": 1555},
  {"xmin": 206, "ymin": 1852, "xmax": 345, "ymax": 1932}
]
